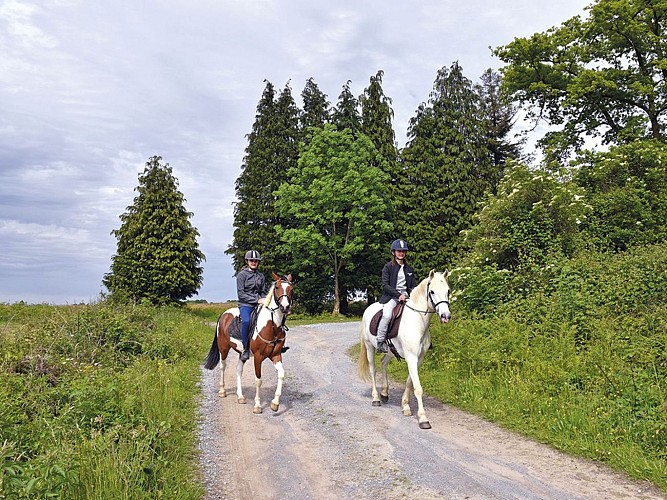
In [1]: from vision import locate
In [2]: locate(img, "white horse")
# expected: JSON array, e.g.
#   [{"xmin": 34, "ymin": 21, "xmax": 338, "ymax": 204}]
[
  {"xmin": 204, "ymin": 273, "xmax": 293, "ymax": 414},
  {"xmin": 358, "ymin": 270, "xmax": 451, "ymax": 429}
]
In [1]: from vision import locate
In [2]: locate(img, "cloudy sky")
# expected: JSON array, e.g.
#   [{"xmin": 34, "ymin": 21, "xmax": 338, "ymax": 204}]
[{"xmin": 0, "ymin": 0, "xmax": 590, "ymax": 304}]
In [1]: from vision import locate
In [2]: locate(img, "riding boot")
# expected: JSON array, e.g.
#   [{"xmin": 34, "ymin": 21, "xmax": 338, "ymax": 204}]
[
  {"xmin": 240, "ymin": 345, "xmax": 250, "ymax": 362},
  {"xmin": 376, "ymin": 317, "xmax": 390, "ymax": 353}
]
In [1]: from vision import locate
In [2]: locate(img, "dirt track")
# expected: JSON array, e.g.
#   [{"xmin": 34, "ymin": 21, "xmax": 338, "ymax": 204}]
[{"xmin": 197, "ymin": 322, "xmax": 666, "ymax": 499}]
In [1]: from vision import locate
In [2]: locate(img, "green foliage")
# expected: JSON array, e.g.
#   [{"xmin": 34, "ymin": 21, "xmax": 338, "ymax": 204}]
[
  {"xmin": 494, "ymin": 0, "xmax": 667, "ymax": 156},
  {"xmin": 0, "ymin": 302, "xmax": 208, "ymax": 499},
  {"xmin": 331, "ymin": 80, "xmax": 361, "ymax": 135},
  {"xmin": 300, "ymin": 77, "xmax": 331, "ymax": 131},
  {"xmin": 461, "ymin": 161, "xmax": 590, "ymax": 272},
  {"xmin": 275, "ymin": 125, "xmax": 393, "ymax": 314},
  {"xmin": 103, "ymin": 156, "xmax": 205, "ymax": 305},
  {"xmin": 226, "ymin": 81, "xmax": 300, "ymax": 276},
  {"xmin": 398, "ymin": 61, "xmax": 499, "ymax": 277},
  {"xmin": 574, "ymin": 140, "xmax": 667, "ymax": 251}
]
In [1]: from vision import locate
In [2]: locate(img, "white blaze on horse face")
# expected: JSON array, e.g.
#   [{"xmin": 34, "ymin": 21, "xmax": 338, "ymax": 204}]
[{"xmin": 278, "ymin": 281, "xmax": 291, "ymax": 314}]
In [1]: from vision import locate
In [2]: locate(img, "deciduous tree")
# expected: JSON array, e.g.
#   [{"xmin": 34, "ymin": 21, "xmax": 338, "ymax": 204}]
[{"xmin": 275, "ymin": 125, "xmax": 392, "ymax": 314}]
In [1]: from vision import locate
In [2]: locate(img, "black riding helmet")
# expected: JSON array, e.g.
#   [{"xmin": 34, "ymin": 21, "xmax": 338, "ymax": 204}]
[{"xmin": 390, "ymin": 239, "xmax": 408, "ymax": 252}]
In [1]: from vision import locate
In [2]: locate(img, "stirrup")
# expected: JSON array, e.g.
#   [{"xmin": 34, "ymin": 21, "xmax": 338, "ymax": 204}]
[
  {"xmin": 376, "ymin": 340, "xmax": 388, "ymax": 353},
  {"xmin": 240, "ymin": 348, "xmax": 250, "ymax": 362}
]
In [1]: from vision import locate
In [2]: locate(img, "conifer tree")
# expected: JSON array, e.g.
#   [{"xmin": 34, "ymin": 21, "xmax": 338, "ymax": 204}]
[
  {"xmin": 300, "ymin": 77, "xmax": 330, "ymax": 132},
  {"xmin": 226, "ymin": 81, "xmax": 300, "ymax": 276},
  {"xmin": 103, "ymin": 156, "xmax": 205, "ymax": 304},
  {"xmin": 356, "ymin": 70, "xmax": 400, "ymax": 301},
  {"xmin": 331, "ymin": 80, "xmax": 361, "ymax": 135},
  {"xmin": 476, "ymin": 68, "xmax": 522, "ymax": 182},
  {"xmin": 398, "ymin": 62, "xmax": 495, "ymax": 276}
]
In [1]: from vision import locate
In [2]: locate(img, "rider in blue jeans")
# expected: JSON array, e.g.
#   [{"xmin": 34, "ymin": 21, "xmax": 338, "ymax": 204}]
[{"xmin": 236, "ymin": 250, "xmax": 267, "ymax": 362}]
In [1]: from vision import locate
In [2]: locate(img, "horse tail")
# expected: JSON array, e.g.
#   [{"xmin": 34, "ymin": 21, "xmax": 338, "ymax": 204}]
[
  {"xmin": 357, "ymin": 321, "xmax": 371, "ymax": 382},
  {"xmin": 203, "ymin": 320, "xmax": 220, "ymax": 370}
]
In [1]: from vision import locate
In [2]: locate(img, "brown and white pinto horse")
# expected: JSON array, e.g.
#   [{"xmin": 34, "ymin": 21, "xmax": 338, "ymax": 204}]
[{"xmin": 204, "ymin": 272, "xmax": 293, "ymax": 414}]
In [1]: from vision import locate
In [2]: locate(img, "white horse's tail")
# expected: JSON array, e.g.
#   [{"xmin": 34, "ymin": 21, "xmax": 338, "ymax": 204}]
[{"xmin": 357, "ymin": 321, "xmax": 371, "ymax": 382}]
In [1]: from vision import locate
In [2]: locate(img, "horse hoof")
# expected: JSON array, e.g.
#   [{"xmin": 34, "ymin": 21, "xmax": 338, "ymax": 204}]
[
  {"xmin": 372, "ymin": 400, "xmax": 382, "ymax": 407},
  {"xmin": 419, "ymin": 421, "xmax": 432, "ymax": 430},
  {"xmin": 270, "ymin": 402, "xmax": 279, "ymax": 412},
  {"xmin": 380, "ymin": 394, "xmax": 389, "ymax": 403},
  {"xmin": 403, "ymin": 408, "xmax": 412, "ymax": 417},
  {"xmin": 253, "ymin": 406, "xmax": 263, "ymax": 414},
  {"xmin": 237, "ymin": 396, "xmax": 246, "ymax": 404}
]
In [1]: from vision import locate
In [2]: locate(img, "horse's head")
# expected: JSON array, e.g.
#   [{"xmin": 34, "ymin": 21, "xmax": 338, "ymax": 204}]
[
  {"xmin": 427, "ymin": 269, "xmax": 451, "ymax": 324},
  {"xmin": 271, "ymin": 272, "xmax": 294, "ymax": 315}
]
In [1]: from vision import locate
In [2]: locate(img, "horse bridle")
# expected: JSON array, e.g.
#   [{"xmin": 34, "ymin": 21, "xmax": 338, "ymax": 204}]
[
  {"xmin": 263, "ymin": 276, "xmax": 293, "ymax": 334},
  {"xmin": 405, "ymin": 278, "xmax": 450, "ymax": 315},
  {"xmin": 266, "ymin": 276, "xmax": 293, "ymax": 314}
]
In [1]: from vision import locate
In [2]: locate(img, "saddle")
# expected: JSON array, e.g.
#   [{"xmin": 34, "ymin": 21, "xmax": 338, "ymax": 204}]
[
  {"xmin": 369, "ymin": 301, "xmax": 406, "ymax": 340},
  {"xmin": 228, "ymin": 306, "xmax": 290, "ymax": 353},
  {"xmin": 228, "ymin": 305, "xmax": 261, "ymax": 341}
]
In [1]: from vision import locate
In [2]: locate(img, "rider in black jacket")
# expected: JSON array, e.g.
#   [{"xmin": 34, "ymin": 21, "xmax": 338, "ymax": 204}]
[{"xmin": 376, "ymin": 239, "xmax": 417, "ymax": 353}]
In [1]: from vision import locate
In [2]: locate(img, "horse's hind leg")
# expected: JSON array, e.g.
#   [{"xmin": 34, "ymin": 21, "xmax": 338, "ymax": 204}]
[
  {"xmin": 402, "ymin": 374, "xmax": 414, "ymax": 416},
  {"xmin": 363, "ymin": 339, "xmax": 382, "ymax": 406},
  {"xmin": 235, "ymin": 358, "xmax": 246, "ymax": 404},
  {"xmin": 270, "ymin": 360, "xmax": 284, "ymax": 412},
  {"xmin": 218, "ymin": 359, "xmax": 227, "ymax": 397},
  {"xmin": 380, "ymin": 355, "xmax": 391, "ymax": 403}
]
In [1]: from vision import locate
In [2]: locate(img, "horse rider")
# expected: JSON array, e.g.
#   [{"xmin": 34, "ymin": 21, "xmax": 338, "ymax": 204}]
[
  {"xmin": 376, "ymin": 239, "xmax": 417, "ymax": 353},
  {"xmin": 237, "ymin": 250, "xmax": 267, "ymax": 361}
]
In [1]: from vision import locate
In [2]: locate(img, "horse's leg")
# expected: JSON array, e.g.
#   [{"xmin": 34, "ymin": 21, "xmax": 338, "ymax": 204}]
[
  {"xmin": 253, "ymin": 354, "xmax": 263, "ymax": 414},
  {"xmin": 401, "ymin": 373, "xmax": 414, "ymax": 416},
  {"xmin": 367, "ymin": 340, "xmax": 383, "ymax": 406},
  {"xmin": 380, "ymin": 354, "xmax": 391, "ymax": 402},
  {"xmin": 235, "ymin": 354, "xmax": 246, "ymax": 404},
  {"xmin": 218, "ymin": 358, "xmax": 227, "ymax": 397},
  {"xmin": 269, "ymin": 358, "xmax": 284, "ymax": 412},
  {"xmin": 404, "ymin": 354, "xmax": 431, "ymax": 429}
]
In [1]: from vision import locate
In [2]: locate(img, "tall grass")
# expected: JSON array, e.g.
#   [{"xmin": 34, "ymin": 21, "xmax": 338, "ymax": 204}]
[{"xmin": 0, "ymin": 302, "xmax": 211, "ymax": 499}]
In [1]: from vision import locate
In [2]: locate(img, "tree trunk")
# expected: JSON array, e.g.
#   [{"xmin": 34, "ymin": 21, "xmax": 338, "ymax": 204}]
[{"xmin": 332, "ymin": 272, "xmax": 340, "ymax": 315}]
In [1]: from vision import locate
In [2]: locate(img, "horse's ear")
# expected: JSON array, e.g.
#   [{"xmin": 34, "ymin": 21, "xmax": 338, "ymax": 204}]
[
  {"xmin": 444, "ymin": 269, "xmax": 450, "ymax": 278},
  {"xmin": 429, "ymin": 269, "xmax": 435, "ymax": 279},
  {"xmin": 286, "ymin": 273, "xmax": 293, "ymax": 282},
  {"xmin": 272, "ymin": 272, "xmax": 280, "ymax": 281}
]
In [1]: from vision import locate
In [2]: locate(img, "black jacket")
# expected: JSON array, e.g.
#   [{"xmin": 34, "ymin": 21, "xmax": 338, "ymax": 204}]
[{"xmin": 378, "ymin": 261, "xmax": 417, "ymax": 304}]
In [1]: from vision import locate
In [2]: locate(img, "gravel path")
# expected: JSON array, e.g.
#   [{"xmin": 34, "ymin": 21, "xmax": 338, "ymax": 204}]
[{"xmin": 197, "ymin": 322, "xmax": 666, "ymax": 499}]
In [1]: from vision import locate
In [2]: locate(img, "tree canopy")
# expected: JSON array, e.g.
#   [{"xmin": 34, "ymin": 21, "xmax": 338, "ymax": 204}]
[
  {"xmin": 494, "ymin": 0, "xmax": 667, "ymax": 156},
  {"xmin": 103, "ymin": 156, "xmax": 205, "ymax": 304},
  {"xmin": 274, "ymin": 125, "xmax": 392, "ymax": 314}
]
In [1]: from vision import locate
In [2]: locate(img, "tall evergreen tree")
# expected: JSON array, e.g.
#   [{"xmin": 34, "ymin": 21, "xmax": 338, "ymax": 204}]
[
  {"xmin": 360, "ymin": 70, "xmax": 398, "ymax": 167},
  {"xmin": 226, "ymin": 81, "xmax": 300, "ymax": 276},
  {"xmin": 476, "ymin": 68, "xmax": 523, "ymax": 183},
  {"xmin": 355, "ymin": 70, "xmax": 400, "ymax": 302},
  {"xmin": 397, "ymin": 62, "xmax": 495, "ymax": 276},
  {"xmin": 331, "ymin": 80, "xmax": 361, "ymax": 135},
  {"xmin": 300, "ymin": 77, "xmax": 330, "ymax": 132},
  {"xmin": 103, "ymin": 156, "xmax": 205, "ymax": 304}
]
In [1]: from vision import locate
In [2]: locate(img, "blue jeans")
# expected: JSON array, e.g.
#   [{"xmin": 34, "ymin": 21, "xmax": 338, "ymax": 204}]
[{"xmin": 239, "ymin": 305, "xmax": 254, "ymax": 349}]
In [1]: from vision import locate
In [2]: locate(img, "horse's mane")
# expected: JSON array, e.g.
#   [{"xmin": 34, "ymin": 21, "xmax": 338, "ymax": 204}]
[
  {"xmin": 409, "ymin": 276, "xmax": 429, "ymax": 302},
  {"xmin": 261, "ymin": 281, "xmax": 276, "ymax": 309}
]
